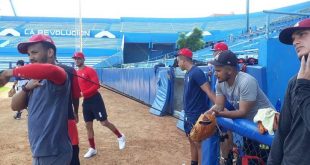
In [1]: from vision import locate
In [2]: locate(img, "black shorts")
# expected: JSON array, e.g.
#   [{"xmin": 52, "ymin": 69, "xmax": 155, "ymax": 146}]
[
  {"xmin": 82, "ymin": 92, "xmax": 108, "ymax": 122},
  {"xmin": 184, "ymin": 114, "xmax": 200, "ymax": 135}
]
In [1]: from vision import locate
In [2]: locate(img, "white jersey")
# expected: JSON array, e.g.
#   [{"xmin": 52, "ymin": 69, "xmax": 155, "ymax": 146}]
[{"xmin": 15, "ymin": 79, "xmax": 29, "ymax": 92}]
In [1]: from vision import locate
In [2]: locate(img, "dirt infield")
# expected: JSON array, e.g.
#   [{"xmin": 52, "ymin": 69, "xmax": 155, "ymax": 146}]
[{"xmin": 0, "ymin": 85, "xmax": 190, "ymax": 165}]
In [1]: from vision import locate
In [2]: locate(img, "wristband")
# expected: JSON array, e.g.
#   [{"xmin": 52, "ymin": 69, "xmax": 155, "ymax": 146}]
[{"xmin": 22, "ymin": 84, "xmax": 31, "ymax": 93}]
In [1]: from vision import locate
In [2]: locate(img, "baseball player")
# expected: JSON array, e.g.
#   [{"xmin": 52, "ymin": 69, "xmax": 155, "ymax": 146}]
[
  {"xmin": 212, "ymin": 42, "xmax": 228, "ymax": 57},
  {"xmin": 268, "ymin": 18, "xmax": 310, "ymax": 165},
  {"xmin": 176, "ymin": 48, "xmax": 216, "ymax": 165},
  {"xmin": 210, "ymin": 42, "xmax": 235, "ymax": 164},
  {"xmin": 10, "ymin": 60, "xmax": 29, "ymax": 120},
  {"xmin": 72, "ymin": 52, "xmax": 126, "ymax": 158},
  {"xmin": 207, "ymin": 50, "xmax": 274, "ymax": 164},
  {"xmin": 0, "ymin": 34, "xmax": 72, "ymax": 164}
]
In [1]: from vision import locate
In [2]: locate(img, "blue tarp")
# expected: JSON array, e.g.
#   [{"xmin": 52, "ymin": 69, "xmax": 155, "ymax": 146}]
[{"xmin": 149, "ymin": 69, "xmax": 171, "ymax": 116}]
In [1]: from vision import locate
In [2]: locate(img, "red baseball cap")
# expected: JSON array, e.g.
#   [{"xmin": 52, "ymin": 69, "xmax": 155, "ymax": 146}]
[
  {"xmin": 18, "ymin": 34, "xmax": 55, "ymax": 54},
  {"xmin": 279, "ymin": 18, "xmax": 310, "ymax": 45},
  {"xmin": 177, "ymin": 48, "xmax": 193, "ymax": 58},
  {"xmin": 212, "ymin": 42, "xmax": 228, "ymax": 51},
  {"xmin": 72, "ymin": 52, "xmax": 85, "ymax": 59}
]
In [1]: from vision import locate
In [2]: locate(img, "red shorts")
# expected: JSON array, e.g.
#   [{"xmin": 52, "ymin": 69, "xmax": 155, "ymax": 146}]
[{"xmin": 68, "ymin": 119, "xmax": 79, "ymax": 145}]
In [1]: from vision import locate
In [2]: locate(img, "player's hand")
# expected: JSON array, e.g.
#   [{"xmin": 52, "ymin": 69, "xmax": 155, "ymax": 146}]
[
  {"xmin": 204, "ymin": 105, "xmax": 219, "ymax": 116},
  {"xmin": 8, "ymin": 88, "xmax": 16, "ymax": 97},
  {"xmin": 298, "ymin": 54, "xmax": 310, "ymax": 80},
  {"xmin": 25, "ymin": 79, "xmax": 42, "ymax": 90},
  {"xmin": 204, "ymin": 109, "xmax": 214, "ymax": 116},
  {"xmin": 211, "ymin": 104, "xmax": 224, "ymax": 112},
  {"xmin": 0, "ymin": 70, "xmax": 13, "ymax": 87}
]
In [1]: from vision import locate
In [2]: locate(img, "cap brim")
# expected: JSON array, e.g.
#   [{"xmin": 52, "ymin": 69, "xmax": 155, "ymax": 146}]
[
  {"xmin": 17, "ymin": 42, "xmax": 34, "ymax": 54},
  {"xmin": 18, "ymin": 41, "xmax": 56, "ymax": 54},
  {"xmin": 209, "ymin": 60, "xmax": 224, "ymax": 66},
  {"xmin": 279, "ymin": 27, "xmax": 308, "ymax": 45}
]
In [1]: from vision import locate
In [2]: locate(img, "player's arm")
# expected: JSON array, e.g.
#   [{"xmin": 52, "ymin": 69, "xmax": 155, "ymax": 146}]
[
  {"xmin": 11, "ymin": 86, "xmax": 28, "ymax": 111},
  {"xmin": 295, "ymin": 56, "xmax": 310, "ymax": 131},
  {"xmin": 13, "ymin": 63, "xmax": 66, "ymax": 85},
  {"xmin": 295, "ymin": 79, "xmax": 310, "ymax": 131},
  {"xmin": 217, "ymin": 78, "xmax": 256, "ymax": 118},
  {"xmin": 201, "ymin": 82, "xmax": 216, "ymax": 103},
  {"xmin": 193, "ymin": 69, "xmax": 216, "ymax": 103},
  {"xmin": 1, "ymin": 64, "xmax": 66, "ymax": 87},
  {"xmin": 217, "ymin": 100, "xmax": 254, "ymax": 118},
  {"xmin": 11, "ymin": 79, "xmax": 41, "ymax": 111},
  {"xmin": 0, "ymin": 70, "xmax": 11, "ymax": 87},
  {"xmin": 205, "ymin": 95, "xmax": 226, "ymax": 115},
  {"xmin": 82, "ymin": 67, "xmax": 100, "ymax": 96}
]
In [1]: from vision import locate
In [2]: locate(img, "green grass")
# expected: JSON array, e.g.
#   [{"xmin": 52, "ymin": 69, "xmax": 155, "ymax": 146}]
[{"xmin": 0, "ymin": 86, "xmax": 10, "ymax": 92}]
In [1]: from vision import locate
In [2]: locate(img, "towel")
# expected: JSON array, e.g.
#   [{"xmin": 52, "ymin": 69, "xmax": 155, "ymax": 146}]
[{"xmin": 253, "ymin": 108, "xmax": 279, "ymax": 135}]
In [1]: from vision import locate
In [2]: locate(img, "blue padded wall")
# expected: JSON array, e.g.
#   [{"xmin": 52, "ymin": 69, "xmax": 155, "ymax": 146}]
[
  {"xmin": 217, "ymin": 117, "xmax": 273, "ymax": 146},
  {"xmin": 141, "ymin": 68, "xmax": 152, "ymax": 103},
  {"xmin": 259, "ymin": 38, "xmax": 299, "ymax": 105},
  {"xmin": 246, "ymin": 65, "xmax": 267, "ymax": 94},
  {"xmin": 202, "ymin": 135, "xmax": 220, "ymax": 165},
  {"xmin": 98, "ymin": 67, "xmax": 160, "ymax": 106},
  {"xmin": 149, "ymin": 68, "xmax": 157, "ymax": 105}
]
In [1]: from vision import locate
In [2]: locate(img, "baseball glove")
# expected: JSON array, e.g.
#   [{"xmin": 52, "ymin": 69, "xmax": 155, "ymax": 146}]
[
  {"xmin": 8, "ymin": 88, "xmax": 16, "ymax": 97},
  {"xmin": 190, "ymin": 113, "xmax": 217, "ymax": 142}
]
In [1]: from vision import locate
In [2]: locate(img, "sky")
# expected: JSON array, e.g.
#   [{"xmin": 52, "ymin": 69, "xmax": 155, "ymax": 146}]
[{"xmin": 0, "ymin": 0, "xmax": 309, "ymax": 18}]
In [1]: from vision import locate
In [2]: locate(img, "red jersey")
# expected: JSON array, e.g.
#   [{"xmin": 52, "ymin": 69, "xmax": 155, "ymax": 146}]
[{"xmin": 77, "ymin": 66, "xmax": 100, "ymax": 99}]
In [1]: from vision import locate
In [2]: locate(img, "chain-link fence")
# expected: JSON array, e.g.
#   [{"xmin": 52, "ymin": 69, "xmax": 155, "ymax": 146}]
[{"xmin": 218, "ymin": 130, "xmax": 270, "ymax": 165}]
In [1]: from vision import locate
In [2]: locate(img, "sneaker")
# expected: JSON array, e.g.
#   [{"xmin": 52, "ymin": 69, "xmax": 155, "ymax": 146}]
[
  {"xmin": 84, "ymin": 148, "xmax": 97, "ymax": 158},
  {"xmin": 118, "ymin": 134, "xmax": 126, "ymax": 150}
]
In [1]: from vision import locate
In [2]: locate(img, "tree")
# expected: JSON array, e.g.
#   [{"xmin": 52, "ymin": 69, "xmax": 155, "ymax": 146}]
[{"xmin": 176, "ymin": 27, "xmax": 205, "ymax": 52}]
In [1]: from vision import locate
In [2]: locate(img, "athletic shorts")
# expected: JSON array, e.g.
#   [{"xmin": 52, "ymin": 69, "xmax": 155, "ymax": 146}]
[
  {"xmin": 82, "ymin": 92, "xmax": 108, "ymax": 122},
  {"xmin": 184, "ymin": 114, "xmax": 200, "ymax": 135},
  {"xmin": 68, "ymin": 120, "xmax": 79, "ymax": 145}
]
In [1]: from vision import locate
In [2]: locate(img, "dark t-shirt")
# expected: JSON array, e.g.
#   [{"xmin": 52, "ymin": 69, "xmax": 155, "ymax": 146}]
[
  {"xmin": 268, "ymin": 75, "xmax": 310, "ymax": 165},
  {"xmin": 183, "ymin": 66, "xmax": 208, "ymax": 117},
  {"xmin": 27, "ymin": 78, "xmax": 72, "ymax": 157}
]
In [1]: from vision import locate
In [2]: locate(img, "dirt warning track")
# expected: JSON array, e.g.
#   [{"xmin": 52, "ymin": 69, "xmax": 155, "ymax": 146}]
[{"xmin": 0, "ymin": 85, "xmax": 190, "ymax": 165}]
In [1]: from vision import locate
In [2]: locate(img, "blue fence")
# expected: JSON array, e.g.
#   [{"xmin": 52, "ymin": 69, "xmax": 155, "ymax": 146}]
[{"xmin": 96, "ymin": 67, "xmax": 160, "ymax": 105}]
